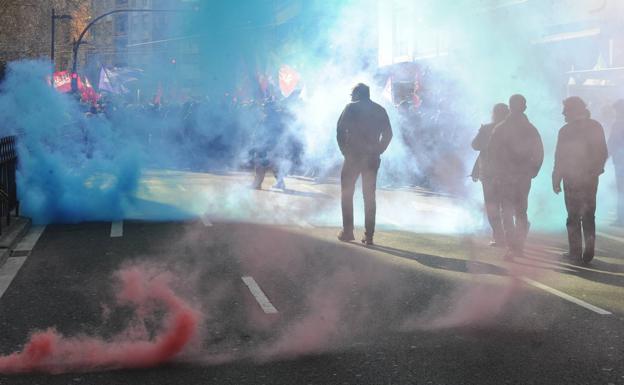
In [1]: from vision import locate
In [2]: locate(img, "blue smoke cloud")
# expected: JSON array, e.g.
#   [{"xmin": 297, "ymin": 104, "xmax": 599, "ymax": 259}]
[{"xmin": 0, "ymin": 1, "xmax": 617, "ymax": 231}]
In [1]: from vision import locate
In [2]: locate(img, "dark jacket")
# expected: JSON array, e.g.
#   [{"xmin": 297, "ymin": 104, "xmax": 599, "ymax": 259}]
[
  {"xmin": 608, "ymin": 119, "xmax": 624, "ymax": 168},
  {"xmin": 553, "ymin": 117, "xmax": 608, "ymax": 185},
  {"xmin": 337, "ymin": 99, "xmax": 393, "ymax": 159},
  {"xmin": 488, "ymin": 112, "xmax": 544, "ymax": 180},
  {"xmin": 471, "ymin": 122, "xmax": 497, "ymax": 180}
]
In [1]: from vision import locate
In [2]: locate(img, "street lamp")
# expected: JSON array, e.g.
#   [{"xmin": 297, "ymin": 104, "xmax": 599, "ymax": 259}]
[
  {"xmin": 71, "ymin": 8, "xmax": 192, "ymax": 93},
  {"xmin": 51, "ymin": 9, "xmax": 73, "ymax": 71}
]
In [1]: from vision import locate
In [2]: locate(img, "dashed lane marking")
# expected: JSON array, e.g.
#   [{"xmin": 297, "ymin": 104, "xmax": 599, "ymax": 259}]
[
  {"xmin": 0, "ymin": 257, "xmax": 27, "ymax": 299},
  {"xmin": 110, "ymin": 221, "xmax": 123, "ymax": 238},
  {"xmin": 242, "ymin": 276, "xmax": 278, "ymax": 314},
  {"xmin": 13, "ymin": 226, "xmax": 46, "ymax": 253},
  {"xmin": 521, "ymin": 277, "xmax": 612, "ymax": 315}
]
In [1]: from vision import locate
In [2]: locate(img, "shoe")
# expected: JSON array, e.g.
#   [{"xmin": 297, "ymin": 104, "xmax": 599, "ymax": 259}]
[
  {"xmin": 361, "ymin": 235, "xmax": 374, "ymax": 246},
  {"xmin": 489, "ymin": 240, "xmax": 505, "ymax": 248},
  {"xmin": 337, "ymin": 230, "xmax": 355, "ymax": 242},
  {"xmin": 581, "ymin": 251, "xmax": 594, "ymax": 265},
  {"xmin": 273, "ymin": 180, "xmax": 286, "ymax": 190},
  {"xmin": 562, "ymin": 252, "xmax": 581, "ymax": 261}
]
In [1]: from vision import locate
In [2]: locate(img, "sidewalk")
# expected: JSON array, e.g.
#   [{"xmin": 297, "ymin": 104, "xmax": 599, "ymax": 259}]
[{"xmin": 0, "ymin": 217, "xmax": 31, "ymax": 267}]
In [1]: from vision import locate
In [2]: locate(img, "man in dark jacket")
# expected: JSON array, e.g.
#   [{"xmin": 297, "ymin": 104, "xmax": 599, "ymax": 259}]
[
  {"xmin": 472, "ymin": 103, "xmax": 509, "ymax": 247},
  {"xmin": 553, "ymin": 97, "xmax": 608, "ymax": 264},
  {"xmin": 488, "ymin": 94, "xmax": 544, "ymax": 258},
  {"xmin": 337, "ymin": 83, "xmax": 393, "ymax": 245},
  {"xmin": 252, "ymin": 101, "xmax": 287, "ymax": 190},
  {"xmin": 608, "ymin": 99, "xmax": 624, "ymax": 225}
]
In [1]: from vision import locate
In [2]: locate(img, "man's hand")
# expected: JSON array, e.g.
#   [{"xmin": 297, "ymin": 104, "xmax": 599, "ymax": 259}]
[
  {"xmin": 552, "ymin": 172, "xmax": 562, "ymax": 194},
  {"xmin": 553, "ymin": 184, "xmax": 562, "ymax": 194}
]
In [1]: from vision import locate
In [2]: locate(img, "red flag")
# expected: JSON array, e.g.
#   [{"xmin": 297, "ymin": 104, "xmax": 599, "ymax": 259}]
[
  {"xmin": 278, "ymin": 65, "xmax": 300, "ymax": 98},
  {"xmin": 79, "ymin": 76, "xmax": 100, "ymax": 105}
]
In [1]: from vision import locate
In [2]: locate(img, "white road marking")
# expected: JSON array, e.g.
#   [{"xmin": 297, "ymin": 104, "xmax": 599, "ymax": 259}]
[
  {"xmin": 0, "ymin": 226, "xmax": 47, "ymax": 299},
  {"xmin": 521, "ymin": 277, "xmax": 612, "ymax": 315},
  {"xmin": 242, "ymin": 276, "xmax": 278, "ymax": 314},
  {"xmin": 201, "ymin": 214, "xmax": 213, "ymax": 227},
  {"xmin": 597, "ymin": 231, "xmax": 624, "ymax": 244},
  {"xmin": 0, "ymin": 257, "xmax": 27, "ymax": 298},
  {"xmin": 13, "ymin": 226, "xmax": 46, "ymax": 252},
  {"xmin": 110, "ymin": 221, "xmax": 124, "ymax": 238}
]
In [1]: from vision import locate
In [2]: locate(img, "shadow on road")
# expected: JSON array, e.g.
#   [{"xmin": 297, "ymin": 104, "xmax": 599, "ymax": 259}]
[
  {"xmin": 519, "ymin": 252, "xmax": 624, "ymax": 289},
  {"xmin": 363, "ymin": 244, "xmax": 508, "ymax": 276}
]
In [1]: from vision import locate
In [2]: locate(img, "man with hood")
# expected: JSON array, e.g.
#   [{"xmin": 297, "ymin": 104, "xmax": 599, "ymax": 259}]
[
  {"xmin": 488, "ymin": 94, "xmax": 544, "ymax": 258},
  {"xmin": 608, "ymin": 99, "xmax": 624, "ymax": 226},
  {"xmin": 337, "ymin": 83, "xmax": 393, "ymax": 246},
  {"xmin": 471, "ymin": 103, "xmax": 509, "ymax": 247},
  {"xmin": 553, "ymin": 96, "xmax": 608, "ymax": 264}
]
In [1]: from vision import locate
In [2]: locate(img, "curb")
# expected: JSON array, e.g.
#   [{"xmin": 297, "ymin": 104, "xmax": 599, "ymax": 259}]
[{"xmin": 0, "ymin": 217, "xmax": 32, "ymax": 268}]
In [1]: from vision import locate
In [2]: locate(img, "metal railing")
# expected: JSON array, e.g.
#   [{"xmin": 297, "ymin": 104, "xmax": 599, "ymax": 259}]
[{"xmin": 0, "ymin": 136, "xmax": 19, "ymax": 234}]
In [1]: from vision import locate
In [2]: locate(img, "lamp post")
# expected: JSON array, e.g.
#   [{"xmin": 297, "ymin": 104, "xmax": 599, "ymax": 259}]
[
  {"xmin": 51, "ymin": 9, "xmax": 73, "ymax": 73},
  {"xmin": 71, "ymin": 9, "xmax": 192, "ymax": 93}
]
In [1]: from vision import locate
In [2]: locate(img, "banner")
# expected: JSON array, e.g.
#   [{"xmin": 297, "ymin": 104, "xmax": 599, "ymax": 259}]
[{"xmin": 52, "ymin": 71, "xmax": 72, "ymax": 93}]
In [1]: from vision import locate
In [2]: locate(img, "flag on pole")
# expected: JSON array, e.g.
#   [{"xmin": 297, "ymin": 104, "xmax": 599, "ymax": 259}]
[
  {"xmin": 278, "ymin": 65, "xmax": 301, "ymax": 98},
  {"xmin": 382, "ymin": 77, "xmax": 393, "ymax": 104},
  {"xmin": 98, "ymin": 66, "xmax": 141, "ymax": 94}
]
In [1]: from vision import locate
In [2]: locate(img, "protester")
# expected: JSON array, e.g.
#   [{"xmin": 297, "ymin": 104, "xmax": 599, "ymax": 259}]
[
  {"xmin": 488, "ymin": 94, "xmax": 543, "ymax": 259},
  {"xmin": 553, "ymin": 97, "xmax": 608, "ymax": 264},
  {"xmin": 608, "ymin": 99, "xmax": 624, "ymax": 226},
  {"xmin": 251, "ymin": 101, "xmax": 287, "ymax": 190},
  {"xmin": 337, "ymin": 83, "xmax": 393, "ymax": 245},
  {"xmin": 471, "ymin": 103, "xmax": 509, "ymax": 247}
]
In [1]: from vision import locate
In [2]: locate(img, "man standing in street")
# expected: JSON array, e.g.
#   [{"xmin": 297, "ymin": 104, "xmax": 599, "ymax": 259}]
[
  {"xmin": 337, "ymin": 83, "xmax": 393, "ymax": 246},
  {"xmin": 553, "ymin": 97, "xmax": 608, "ymax": 264},
  {"xmin": 608, "ymin": 99, "xmax": 624, "ymax": 226},
  {"xmin": 471, "ymin": 103, "xmax": 509, "ymax": 247},
  {"xmin": 488, "ymin": 94, "xmax": 544, "ymax": 259}
]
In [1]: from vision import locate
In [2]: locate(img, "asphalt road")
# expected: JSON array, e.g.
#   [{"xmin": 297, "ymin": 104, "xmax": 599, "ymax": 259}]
[{"xmin": 0, "ymin": 172, "xmax": 622, "ymax": 385}]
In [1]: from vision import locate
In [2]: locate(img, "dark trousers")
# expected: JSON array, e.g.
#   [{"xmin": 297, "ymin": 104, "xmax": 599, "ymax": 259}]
[
  {"xmin": 341, "ymin": 156, "xmax": 380, "ymax": 236},
  {"xmin": 253, "ymin": 163, "xmax": 283, "ymax": 188},
  {"xmin": 615, "ymin": 166, "xmax": 624, "ymax": 222},
  {"xmin": 500, "ymin": 177, "xmax": 531, "ymax": 251},
  {"xmin": 563, "ymin": 177, "xmax": 598, "ymax": 257},
  {"xmin": 481, "ymin": 178, "xmax": 504, "ymax": 242}
]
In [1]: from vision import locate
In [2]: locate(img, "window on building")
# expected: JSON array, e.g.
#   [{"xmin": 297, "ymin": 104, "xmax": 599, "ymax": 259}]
[
  {"xmin": 392, "ymin": 4, "xmax": 411, "ymax": 61},
  {"xmin": 115, "ymin": 15, "xmax": 128, "ymax": 35}
]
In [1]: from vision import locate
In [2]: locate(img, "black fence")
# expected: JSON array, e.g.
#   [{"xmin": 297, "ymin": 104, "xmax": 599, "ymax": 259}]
[{"xmin": 0, "ymin": 136, "xmax": 19, "ymax": 234}]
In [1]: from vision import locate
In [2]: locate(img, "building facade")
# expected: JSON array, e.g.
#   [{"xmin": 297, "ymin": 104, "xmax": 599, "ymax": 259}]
[
  {"xmin": 88, "ymin": 0, "xmax": 201, "ymax": 96},
  {"xmin": 377, "ymin": 0, "xmax": 624, "ymax": 105},
  {"xmin": 0, "ymin": 0, "xmax": 91, "ymax": 74}
]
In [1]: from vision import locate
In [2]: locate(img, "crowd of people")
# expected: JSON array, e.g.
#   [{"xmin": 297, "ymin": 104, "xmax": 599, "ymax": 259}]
[
  {"xmin": 471, "ymin": 94, "xmax": 623, "ymax": 264},
  {"xmin": 73, "ymin": 78, "xmax": 624, "ymax": 263}
]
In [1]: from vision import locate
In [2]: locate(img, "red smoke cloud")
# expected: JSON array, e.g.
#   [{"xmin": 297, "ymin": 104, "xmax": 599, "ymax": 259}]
[{"xmin": 0, "ymin": 266, "xmax": 200, "ymax": 374}]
